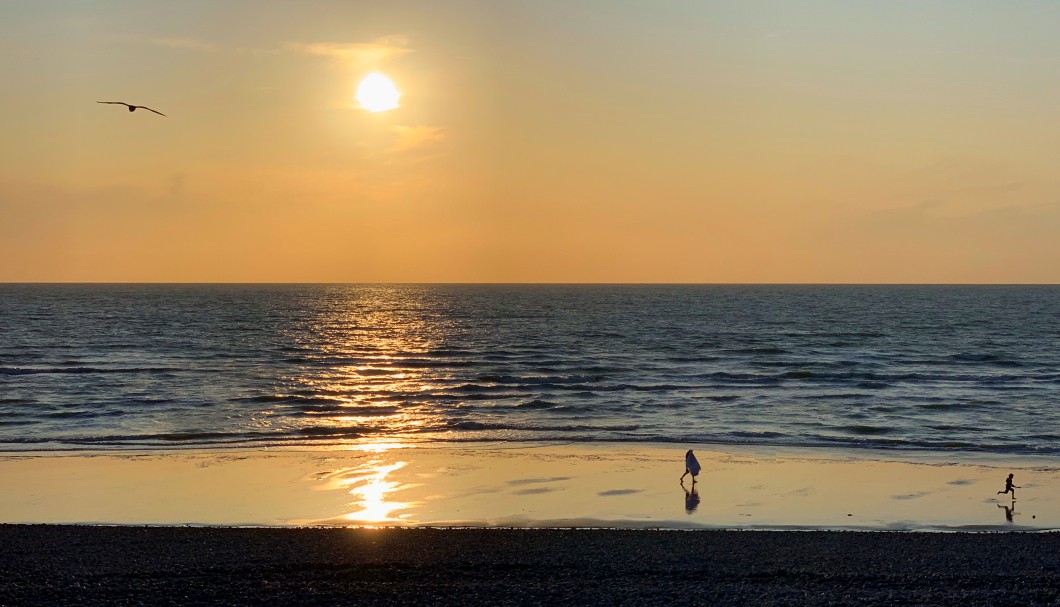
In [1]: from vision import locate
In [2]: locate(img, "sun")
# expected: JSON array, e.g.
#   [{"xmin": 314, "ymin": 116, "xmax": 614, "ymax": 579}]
[{"xmin": 356, "ymin": 73, "xmax": 401, "ymax": 112}]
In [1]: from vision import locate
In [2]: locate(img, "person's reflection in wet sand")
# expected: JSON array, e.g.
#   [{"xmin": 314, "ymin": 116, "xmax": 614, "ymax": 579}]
[
  {"xmin": 998, "ymin": 503, "xmax": 1017, "ymax": 524},
  {"xmin": 683, "ymin": 484, "xmax": 700, "ymax": 514}
]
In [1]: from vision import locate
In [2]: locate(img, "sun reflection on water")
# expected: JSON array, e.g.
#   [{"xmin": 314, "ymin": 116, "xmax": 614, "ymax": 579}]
[
  {"xmin": 322, "ymin": 455, "xmax": 417, "ymax": 525},
  {"xmin": 259, "ymin": 286, "xmax": 455, "ymax": 445}
]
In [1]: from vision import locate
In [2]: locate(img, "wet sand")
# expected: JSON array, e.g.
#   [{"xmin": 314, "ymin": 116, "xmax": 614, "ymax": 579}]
[
  {"xmin": 1, "ymin": 525, "xmax": 1059, "ymax": 606},
  {"xmin": 0, "ymin": 443, "xmax": 1056, "ymax": 530}
]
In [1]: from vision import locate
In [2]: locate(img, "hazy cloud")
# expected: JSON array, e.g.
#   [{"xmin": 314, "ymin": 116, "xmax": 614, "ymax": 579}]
[
  {"xmin": 286, "ymin": 35, "xmax": 412, "ymax": 67},
  {"xmin": 390, "ymin": 125, "xmax": 446, "ymax": 153},
  {"xmin": 168, "ymin": 172, "xmax": 188, "ymax": 197},
  {"xmin": 150, "ymin": 37, "xmax": 217, "ymax": 53}
]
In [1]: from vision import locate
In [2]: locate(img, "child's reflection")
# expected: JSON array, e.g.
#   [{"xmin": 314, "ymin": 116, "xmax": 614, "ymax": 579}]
[{"xmin": 997, "ymin": 503, "xmax": 1017, "ymax": 524}]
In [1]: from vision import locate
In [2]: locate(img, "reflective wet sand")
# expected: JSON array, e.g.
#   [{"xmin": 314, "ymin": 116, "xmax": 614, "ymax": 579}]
[{"xmin": 1, "ymin": 443, "xmax": 1056, "ymax": 530}]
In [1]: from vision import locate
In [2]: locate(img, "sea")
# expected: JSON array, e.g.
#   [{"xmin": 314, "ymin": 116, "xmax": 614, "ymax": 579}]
[{"xmin": 1, "ymin": 284, "xmax": 1058, "ymax": 455}]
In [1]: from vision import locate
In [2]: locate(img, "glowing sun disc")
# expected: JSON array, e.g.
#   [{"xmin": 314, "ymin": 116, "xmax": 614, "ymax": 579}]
[{"xmin": 356, "ymin": 73, "xmax": 401, "ymax": 112}]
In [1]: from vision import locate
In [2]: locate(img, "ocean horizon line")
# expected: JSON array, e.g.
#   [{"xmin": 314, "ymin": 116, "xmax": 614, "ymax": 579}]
[{"xmin": 4, "ymin": 281, "xmax": 1060, "ymax": 287}]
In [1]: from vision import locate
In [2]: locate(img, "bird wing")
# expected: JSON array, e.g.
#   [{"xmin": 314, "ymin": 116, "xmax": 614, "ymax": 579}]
[
  {"xmin": 138, "ymin": 106, "xmax": 167, "ymax": 117},
  {"xmin": 97, "ymin": 101, "xmax": 131, "ymax": 106}
]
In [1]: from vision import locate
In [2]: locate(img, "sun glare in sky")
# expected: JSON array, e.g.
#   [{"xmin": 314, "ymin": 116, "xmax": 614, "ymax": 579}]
[
  {"xmin": 6, "ymin": 2, "xmax": 1060, "ymax": 282},
  {"xmin": 356, "ymin": 73, "xmax": 401, "ymax": 112}
]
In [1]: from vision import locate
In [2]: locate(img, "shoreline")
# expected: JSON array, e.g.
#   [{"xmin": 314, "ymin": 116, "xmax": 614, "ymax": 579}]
[{"xmin": 1, "ymin": 442, "xmax": 1056, "ymax": 531}]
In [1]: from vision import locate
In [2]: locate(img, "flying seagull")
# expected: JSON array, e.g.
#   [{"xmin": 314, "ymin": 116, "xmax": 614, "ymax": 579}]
[{"xmin": 97, "ymin": 101, "xmax": 166, "ymax": 117}]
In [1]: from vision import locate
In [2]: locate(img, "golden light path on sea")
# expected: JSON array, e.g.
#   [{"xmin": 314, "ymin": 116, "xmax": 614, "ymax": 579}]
[{"xmin": 318, "ymin": 443, "xmax": 418, "ymax": 524}]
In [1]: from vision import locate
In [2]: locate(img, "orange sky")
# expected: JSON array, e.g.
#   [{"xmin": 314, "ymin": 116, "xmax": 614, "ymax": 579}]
[{"xmin": 2, "ymin": 1, "xmax": 1060, "ymax": 282}]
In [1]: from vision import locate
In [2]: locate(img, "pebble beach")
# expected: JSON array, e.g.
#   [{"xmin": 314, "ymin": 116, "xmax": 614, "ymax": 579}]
[{"xmin": 2, "ymin": 526, "xmax": 1059, "ymax": 606}]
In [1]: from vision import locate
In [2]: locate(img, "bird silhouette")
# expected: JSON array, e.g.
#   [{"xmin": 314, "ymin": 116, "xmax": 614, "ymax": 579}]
[{"xmin": 97, "ymin": 101, "xmax": 166, "ymax": 117}]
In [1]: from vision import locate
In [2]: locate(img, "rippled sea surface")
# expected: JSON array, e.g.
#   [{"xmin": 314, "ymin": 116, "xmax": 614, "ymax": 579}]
[{"xmin": 1, "ymin": 284, "xmax": 1058, "ymax": 454}]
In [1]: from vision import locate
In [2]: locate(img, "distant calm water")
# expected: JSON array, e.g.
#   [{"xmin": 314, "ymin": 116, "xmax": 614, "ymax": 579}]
[{"xmin": 1, "ymin": 285, "xmax": 1058, "ymax": 455}]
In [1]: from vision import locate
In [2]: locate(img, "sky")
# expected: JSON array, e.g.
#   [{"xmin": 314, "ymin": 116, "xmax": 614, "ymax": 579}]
[{"xmin": 2, "ymin": 0, "xmax": 1060, "ymax": 283}]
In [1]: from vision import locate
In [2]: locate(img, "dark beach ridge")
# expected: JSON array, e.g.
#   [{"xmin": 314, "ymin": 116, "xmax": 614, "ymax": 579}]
[{"xmin": 2, "ymin": 526, "xmax": 1059, "ymax": 606}]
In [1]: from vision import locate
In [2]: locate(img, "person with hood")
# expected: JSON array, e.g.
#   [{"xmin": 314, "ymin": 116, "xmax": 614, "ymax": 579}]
[{"xmin": 680, "ymin": 449, "xmax": 701, "ymax": 484}]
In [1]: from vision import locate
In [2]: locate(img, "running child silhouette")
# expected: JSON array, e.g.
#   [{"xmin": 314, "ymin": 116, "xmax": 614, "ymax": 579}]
[{"xmin": 997, "ymin": 473, "xmax": 1020, "ymax": 500}]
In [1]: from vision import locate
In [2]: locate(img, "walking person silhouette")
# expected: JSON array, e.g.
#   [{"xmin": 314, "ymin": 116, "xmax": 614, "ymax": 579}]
[
  {"xmin": 680, "ymin": 449, "xmax": 701, "ymax": 485},
  {"xmin": 997, "ymin": 473, "xmax": 1020, "ymax": 500}
]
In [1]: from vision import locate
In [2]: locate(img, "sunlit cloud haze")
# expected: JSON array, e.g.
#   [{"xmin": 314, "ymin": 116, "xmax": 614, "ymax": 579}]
[
  {"xmin": 286, "ymin": 36, "xmax": 413, "ymax": 67},
  {"xmin": 2, "ymin": 0, "xmax": 1060, "ymax": 282},
  {"xmin": 148, "ymin": 37, "xmax": 218, "ymax": 53}
]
